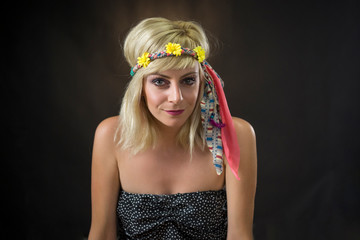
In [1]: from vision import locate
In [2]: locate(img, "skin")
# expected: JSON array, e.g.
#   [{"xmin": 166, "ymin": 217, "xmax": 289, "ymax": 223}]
[
  {"xmin": 143, "ymin": 65, "xmax": 201, "ymax": 132},
  {"xmin": 88, "ymin": 66, "xmax": 257, "ymax": 240}
]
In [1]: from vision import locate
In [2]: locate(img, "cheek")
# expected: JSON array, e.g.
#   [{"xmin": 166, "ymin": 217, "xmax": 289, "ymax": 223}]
[
  {"xmin": 185, "ymin": 85, "xmax": 201, "ymax": 105},
  {"xmin": 144, "ymin": 87, "xmax": 164, "ymax": 109},
  {"xmin": 190, "ymin": 91, "xmax": 199, "ymax": 104}
]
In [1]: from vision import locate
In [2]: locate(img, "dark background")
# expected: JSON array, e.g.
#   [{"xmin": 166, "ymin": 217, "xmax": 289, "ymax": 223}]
[{"xmin": 4, "ymin": 0, "xmax": 360, "ymax": 239}]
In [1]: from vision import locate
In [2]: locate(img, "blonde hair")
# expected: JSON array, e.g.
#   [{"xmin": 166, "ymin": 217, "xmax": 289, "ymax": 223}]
[{"xmin": 116, "ymin": 17, "xmax": 210, "ymax": 155}]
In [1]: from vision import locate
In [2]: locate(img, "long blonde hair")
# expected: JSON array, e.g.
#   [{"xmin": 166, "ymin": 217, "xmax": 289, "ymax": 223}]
[{"xmin": 116, "ymin": 17, "xmax": 210, "ymax": 155}]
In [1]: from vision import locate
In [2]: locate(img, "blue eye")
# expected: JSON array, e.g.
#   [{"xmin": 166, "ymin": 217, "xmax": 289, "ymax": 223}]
[
  {"xmin": 182, "ymin": 77, "xmax": 196, "ymax": 85},
  {"xmin": 152, "ymin": 78, "xmax": 167, "ymax": 86}
]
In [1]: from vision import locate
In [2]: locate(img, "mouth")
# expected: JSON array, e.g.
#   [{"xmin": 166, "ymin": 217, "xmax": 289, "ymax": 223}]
[{"xmin": 164, "ymin": 109, "xmax": 185, "ymax": 116}]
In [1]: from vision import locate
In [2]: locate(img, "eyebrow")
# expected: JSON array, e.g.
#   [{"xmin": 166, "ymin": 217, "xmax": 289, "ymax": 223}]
[{"xmin": 150, "ymin": 71, "xmax": 198, "ymax": 78}]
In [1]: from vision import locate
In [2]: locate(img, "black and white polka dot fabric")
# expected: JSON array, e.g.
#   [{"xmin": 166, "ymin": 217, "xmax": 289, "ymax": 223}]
[{"xmin": 116, "ymin": 189, "xmax": 227, "ymax": 239}]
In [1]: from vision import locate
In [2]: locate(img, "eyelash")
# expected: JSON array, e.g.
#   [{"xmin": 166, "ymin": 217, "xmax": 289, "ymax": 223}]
[
  {"xmin": 151, "ymin": 77, "xmax": 196, "ymax": 87},
  {"xmin": 151, "ymin": 78, "xmax": 167, "ymax": 86},
  {"xmin": 182, "ymin": 77, "xmax": 196, "ymax": 85}
]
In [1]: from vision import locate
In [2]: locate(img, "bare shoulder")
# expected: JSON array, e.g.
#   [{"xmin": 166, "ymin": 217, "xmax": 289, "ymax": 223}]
[
  {"xmin": 93, "ymin": 116, "xmax": 119, "ymax": 153},
  {"xmin": 231, "ymin": 117, "xmax": 256, "ymax": 145},
  {"xmin": 95, "ymin": 116, "xmax": 119, "ymax": 139}
]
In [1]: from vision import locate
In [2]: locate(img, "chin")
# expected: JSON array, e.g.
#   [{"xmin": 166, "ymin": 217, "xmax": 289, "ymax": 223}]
[
  {"xmin": 149, "ymin": 108, "xmax": 194, "ymax": 129},
  {"xmin": 158, "ymin": 118, "xmax": 188, "ymax": 129},
  {"xmin": 155, "ymin": 113, "xmax": 191, "ymax": 129}
]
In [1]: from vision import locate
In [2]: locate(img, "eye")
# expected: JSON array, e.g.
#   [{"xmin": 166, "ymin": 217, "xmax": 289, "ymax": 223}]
[
  {"xmin": 151, "ymin": 78, "xmax": 168, "ymax": 87},
  {"xmin": 182, "ymin": 77, "xmax": 196, "ymax": 86}
]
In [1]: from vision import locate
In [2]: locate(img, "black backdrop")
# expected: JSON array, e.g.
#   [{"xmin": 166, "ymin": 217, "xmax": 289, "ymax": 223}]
[{"xmin": 4, "ymin": 0, "xmax": 360, "ymax": 239}]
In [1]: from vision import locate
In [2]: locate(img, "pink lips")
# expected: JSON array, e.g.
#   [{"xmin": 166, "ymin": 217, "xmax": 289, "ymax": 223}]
[{"xmin": 165, "ymin": 110, "xmax": 185, "ymax": 116}]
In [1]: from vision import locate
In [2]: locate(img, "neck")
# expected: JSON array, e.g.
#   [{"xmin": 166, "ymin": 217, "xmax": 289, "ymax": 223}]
[
  {"xmin": 157, "ymin": 126, "xmax": 180, "ymax": 146},
  {"xmin": 152, "ymin": 120, "xmax": 185, "ymax": 149}
]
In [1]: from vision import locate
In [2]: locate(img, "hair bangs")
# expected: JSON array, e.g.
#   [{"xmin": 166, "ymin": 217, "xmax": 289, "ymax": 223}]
[{"xmin": 141, "ymin": 55, "xmax": 198, "ymax": 76}]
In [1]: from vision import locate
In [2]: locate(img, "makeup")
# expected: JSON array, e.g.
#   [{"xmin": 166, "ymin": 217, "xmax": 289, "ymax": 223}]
[{"xmin": 165, "ymin": 110, "xmax": 185, "ymax": 116}]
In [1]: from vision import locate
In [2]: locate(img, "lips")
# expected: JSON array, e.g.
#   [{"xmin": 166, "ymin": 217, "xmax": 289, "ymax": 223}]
[{"xmin": 164, "ymin": 110, "xmax": 185, "ymax": 116}]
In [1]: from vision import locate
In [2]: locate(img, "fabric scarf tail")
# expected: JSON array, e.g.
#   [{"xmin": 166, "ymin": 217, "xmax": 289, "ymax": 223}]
[{"xmin": 205, "ymin": 65, "xmax": 240, "ymax": 180}]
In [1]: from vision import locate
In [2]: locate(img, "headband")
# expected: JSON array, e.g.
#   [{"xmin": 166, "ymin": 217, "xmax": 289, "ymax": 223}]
[
  {"xmin": 130, "ymin": 42, "xmax": 240, "ymax": 180},
  {"xmin": 130, "ymin": 42, "xmax": 206, "ymax": 76}
]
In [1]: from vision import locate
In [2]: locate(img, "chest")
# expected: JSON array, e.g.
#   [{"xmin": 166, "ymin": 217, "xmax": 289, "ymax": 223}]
[{"xmin": 116, "ymin": 148, "xmax": 225, "ymax": 194}]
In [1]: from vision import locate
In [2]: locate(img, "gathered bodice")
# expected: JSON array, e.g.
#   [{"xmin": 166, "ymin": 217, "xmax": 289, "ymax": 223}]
[{"xmin": 116, "ymin": 189, "xmax": 227, "ymax": 239}]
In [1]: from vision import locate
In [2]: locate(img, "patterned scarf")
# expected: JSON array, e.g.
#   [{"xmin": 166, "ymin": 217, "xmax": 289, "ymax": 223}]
[{"xmin": 200, "ymin": 61, "xmax": 240, "ymax": 180}]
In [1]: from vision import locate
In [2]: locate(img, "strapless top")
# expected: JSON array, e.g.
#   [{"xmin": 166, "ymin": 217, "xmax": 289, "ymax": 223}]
[{"xmin": 116, "ymin": 189, "xmax": 227, "ymax": 239}]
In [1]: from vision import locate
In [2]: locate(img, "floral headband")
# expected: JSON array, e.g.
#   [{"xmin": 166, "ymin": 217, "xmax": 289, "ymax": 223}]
[
  {"xmin": 130, "ymin": 42, "xmax": 240, "ymax": 180},
  {"xmin": 130, "ymin": 42, "xmax": 205, "ymax": 76}
]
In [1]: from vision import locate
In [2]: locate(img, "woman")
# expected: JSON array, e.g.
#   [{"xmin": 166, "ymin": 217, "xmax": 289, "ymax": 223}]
[{"xmin": 88, "ymin": 17, "xmax": 257, "ymax": 240}]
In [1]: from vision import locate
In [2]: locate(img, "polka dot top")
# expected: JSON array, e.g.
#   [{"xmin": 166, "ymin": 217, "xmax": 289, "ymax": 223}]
[{"xmin": 116, "ymin": 189, "xmax": 227, "ymax": 239}]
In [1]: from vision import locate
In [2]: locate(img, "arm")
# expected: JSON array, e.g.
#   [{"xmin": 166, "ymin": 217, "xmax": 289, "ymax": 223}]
[
  {"xmin": 88, "ymin": 117, "xmax": 120, "ymax": 240},
  {"xmin": 226, "ymin": 117, "xmax": 257, "ymax": 240}
]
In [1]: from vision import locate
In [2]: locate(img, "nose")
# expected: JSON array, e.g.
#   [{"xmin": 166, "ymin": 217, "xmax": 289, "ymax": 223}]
[{"xmin": 168, "ymin": 83, "xmax": 183, "ymax": 104}]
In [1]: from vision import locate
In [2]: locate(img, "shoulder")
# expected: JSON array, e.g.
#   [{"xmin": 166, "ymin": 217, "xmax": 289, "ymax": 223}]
[
  {"xmin": 231, "ymin": 117, "xmax": 256, "ymax": 146},
  {"xmin": 92, "ymin": 116, "xmax": 121, "ymax": 170},
  {"xmin": 93, "ymin": 116, "xmax": 119, "ymax": 150},
  {"xmin": 94, "ymin": 116, "xmax": 119, "ymax": 138}
]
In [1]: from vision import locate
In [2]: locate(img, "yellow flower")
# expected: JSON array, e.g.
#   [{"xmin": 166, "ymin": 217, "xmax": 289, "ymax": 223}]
[
  {"xmin": 137, "ymin": 52, "xmax": 150, "ymax": 68},
  {"xmin": 193, "ymin": 46, "xmax": 205, "ymax": 63},
  {"xmin": 165, "ymin": 42, "xmax": 182, "ymax": 56}
]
